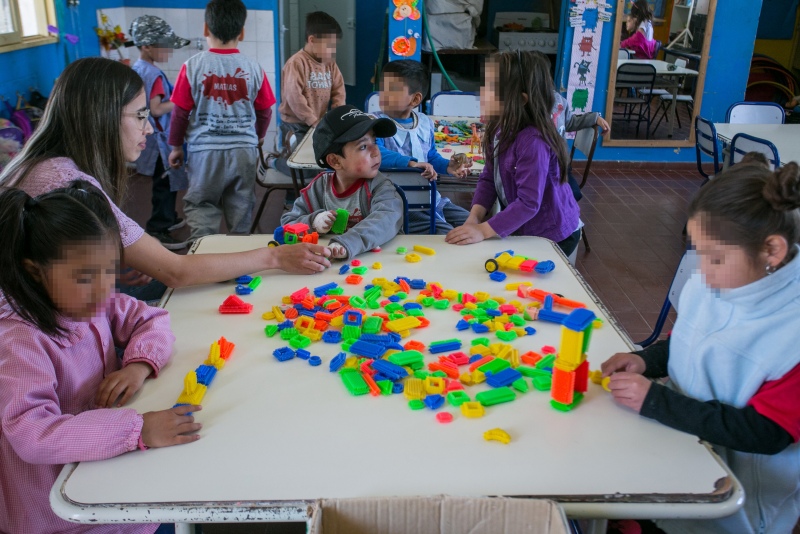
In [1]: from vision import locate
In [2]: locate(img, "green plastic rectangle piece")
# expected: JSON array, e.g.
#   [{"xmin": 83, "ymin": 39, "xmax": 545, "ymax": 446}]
[{"xmin": 476, "ymin": 387, "xmax": 516, "ymax": 406}]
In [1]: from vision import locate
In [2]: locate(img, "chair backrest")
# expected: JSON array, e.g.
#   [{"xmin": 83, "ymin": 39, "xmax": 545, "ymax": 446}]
[
  {"xmin": 694, "ymin": 116, "xmax": 720, "ymax": 180},
  {"xmin": 725, "ymin": 101, "xmax": 785, "ymax": 124},
  {"xmin": 386, "ymin": 171, "xmax": 437, "ymax": 234},
  {"xmin": 618, "ymin": 49, "xmax": 631, "ymax": 60},
  {"xmin": 729, "ymin": 132, "xmax": 781, "ymax": 170},
  {"xmin": 616, "ymin": 63, "xmax": 656, "ymax": 92},
  {"xmin": 430, "ymin": 91, "xmax": 480, "ymax": 117},
  {"xmin": 568, "ymin": 124, "xmax": 600, "ymax": 189},
  {"xmin": 364, "ymin": 91, "xmax": 381, "ymax": 113},
  {"xmin": 637, "ymin": 250, "xmax": 697, "ymax": 347}
]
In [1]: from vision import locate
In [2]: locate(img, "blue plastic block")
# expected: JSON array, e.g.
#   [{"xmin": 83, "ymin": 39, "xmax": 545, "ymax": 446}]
[
  {"xmin": 298, "ymin": 309, "xmax": 316, "ymax": 318},
  {"xmin": 471, "ymin": 323, "xmax": 490, "ymax": 333},
  {"xmin": 273, "ymin": 347, "xmax": 295, "ymax": 362},
  {"xmin": 273, "ymin": 226, "xmax": 285, "ymax": 245},
  {"xmin": 235, "ymin": 285, "xmax": 253, "ymax": 295},
  {"xmin": 486, "ymin": 309, "xmax": 502, "ymax": 317},
  {"xmin": 314, "ymin": 282, "xmax": 338, "ymax": 297},
  {"xmin": 364, "ymin": 284, "xmax": 374, "ymax": 291},
  {"xmin": 392, "ymin": 382, "xmax": 405, "ymax": 394},
  {"xmin": 525, "ymin": 326, "xmax": 537, "ymax": 336},
  {"xmin": 172, "ymin": 402, "xmax": 194, "ymax": 415},
  {"xmin": 349, "ymin": 340, "xmax": 386, "ymax": 359},
  {"xmin": 386, "ymin": 342, "xmax": 405, "ymax": 352},
  {"xmin": 403, "ymin": 302, "xmax": 423, "ymax": 310},
  {"xmin": 371, "ymin": 359, "xmax": 409, "ymax": 380},
  {"xmin": 534, "ymin": 260, "xmax": 556, "ymax": 274},
  {"xmin": 485, "ymin": 367, "xmax": 523, "ymax": 388},
  {"xmin": 322, "ymin": 330, "xmax": 342, "ymax": 344},
  {"xmin": 195, "ymin": 365, "xmax": 217, "ymax": 386},
  {"xmin": 235, "ymin": 275, "xmax": 253, "ymax": 284},
  {"xmin": 387, "ymin": 332, "xmax": 402, "ymax": 342},
  {"xmin": 424, "ymin": 394, "xmax": 445, "ymax": 410},
  {"xmin": 537, "ymin": 309, "xmax": 568, "ymax": 324},
  {"xmin": 468, "ymin": 354, "xmax": 484, "ymax": 364},
  {"xmin": 295, "ymin": 349, "xmax": 311, "ymax": 360},
  {"xmin": 409, "ymin": 279, "xmax": 427, "ymax": 289},
  {"xmin": 388, "ymin": 295, "xmax": 400, "ymax": 302},
  {"xmin": 344, "ymin": 310, "xmax": 363, "ymax": 326},
  {"xmin": 494, "ymin": 249, "xmax": 515, "ymax": 258},
  {"xmin": 456, "ymin": 319, "xmax": 471, "ymax": 331},
  {"xmin": 329, "ymin": 352, "xmax": 346, "ymax": 372},
  {"xmin": 489, "ymin": 271, "xmax": 507, "ymax": 282},
  {"xmin": 394, "ymin": 276, "xmax": 411, "ymax": 285},
  {"xmin": 277, "ymin": 320, "xmax": 294, "ymax": 330},
  {"xmin": 339, "ymin": 264, "xmax": 350, "ymax": 275},
  {"xmin": 308, "ymin": 356, "xmax": 322, "ymax": 366},
  {"xmin": 543, "ymin": 295, "xmax": 554, "ymax": 310},
  {"xmin": 372, "ymin": 373, "xmax": 390, "ymax": 382},
  {"xmin": 429, "ymin": 341, "xmax": 462, "ymax": 354},
  {"xmin": 563, "ymin": 308, "xmax": 597, "ymax": 332}
]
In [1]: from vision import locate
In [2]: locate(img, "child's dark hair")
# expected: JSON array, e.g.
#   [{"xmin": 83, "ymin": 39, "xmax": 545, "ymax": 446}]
[
  {"xmin": 0, "ymin": 180, "xmax": 121, "ymax": 336},
  {"xmin": 483, "ymin": 51, "xmax": 568, "ymax": 183},
  {"xmin": 739, "ymin": 151, "xmax": 770, "ymax": 168},
  {"xmin": 382, "ymin": 60, "xmax": 429, "ymax": 97},
  {"xmin": 305, "ymin": 11, "xmax": 342, "ymax": 40},
  {"xmin": 689, "ymin": 162, "xmax": 800, "ymax": 263},
  {"xmin": 205, "ymin": 0, "xmax": 247, "ymax": 44},
  {"xmin": 630, "ymin": 0, "xmax": 653, "ymax": 24}
]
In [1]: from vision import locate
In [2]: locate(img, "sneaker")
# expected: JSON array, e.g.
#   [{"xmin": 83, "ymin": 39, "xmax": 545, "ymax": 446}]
[
  {"xmin": 149, "ymin": 231, "xmax": 189, "ymax": 250},
  {"xmin": 167, "ymin": 218, "xmax": 186, "ymax": 232}
]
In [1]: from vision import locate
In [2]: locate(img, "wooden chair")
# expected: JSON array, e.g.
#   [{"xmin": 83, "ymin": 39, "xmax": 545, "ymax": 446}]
[{"xmin": 569, "ymin": 124, "xmax": 600, "ymax": 253}]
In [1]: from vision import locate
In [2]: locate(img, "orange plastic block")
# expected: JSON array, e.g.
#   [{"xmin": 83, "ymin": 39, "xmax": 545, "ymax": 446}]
[
  {"xmin": 404, "ymin": 340, "xmax": 425, "ymax": 351},
  {"xmin": 345, "ymin": 275, "xmax": 363, "ymax": 285},
  {"xmin": 551, "ymin": 366, "xmax": 576, "ymax": 405},
  {"xmin": 428, "ymin": 361, "xmax": 459, "ymax": 379},
  {"xmin": 302, "ymin": 294, "xmax": 316, "ymax": 310},
  {"xmin": 362, "ymin": 372, "xmax": 381, "ymax": 396},
  {"xmin": 332, "ymin": 304, "xmax": 353, "ymax": 317},
  {"xmin": 469, "ymin": 355, "xmax": 493, "ymax": 372},
  {"xmin": 284, "ymin": 307, "xmax": 299, "ymax": 319},
  {"xmin": 416, "ymin": 316, "xmax": 430, "ymax": 328},
  {"xmin": 314, "ymin": 319, "xmax": 330, "ymax": 331},
  {"xmin": 360, "ymin": 359, "xmax": 375, "ymax": 375},
  {"xmin": 399, "ymin": 279, "xmax": 411, "ymax": 293},
  {"xmin": 315, "ymin": 311, "xmax": 334, "ymax": 322},
  {"xmin": 218, "ymin": 337, "xmax": 235, "ymax": 360},
  {"xmin": 219, "ymin": 295, "xmax": 253, "ymax": 314}
]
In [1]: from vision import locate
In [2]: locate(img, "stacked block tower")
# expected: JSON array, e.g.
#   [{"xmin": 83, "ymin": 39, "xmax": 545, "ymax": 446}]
[{"xmin": 551, "ymin": 308, "xmax": 597, "ymax": 411}]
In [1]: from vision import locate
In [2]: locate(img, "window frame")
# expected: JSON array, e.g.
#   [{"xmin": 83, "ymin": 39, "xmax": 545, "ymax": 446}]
[{"xmin": 0, "ymin": 0, "xmax": 58, "ymax": 54}]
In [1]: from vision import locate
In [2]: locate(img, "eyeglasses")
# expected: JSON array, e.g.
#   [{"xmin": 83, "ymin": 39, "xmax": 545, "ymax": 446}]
[{"xmin": 124, "ymin": 108, "xmax": 151, "ymax": 130}]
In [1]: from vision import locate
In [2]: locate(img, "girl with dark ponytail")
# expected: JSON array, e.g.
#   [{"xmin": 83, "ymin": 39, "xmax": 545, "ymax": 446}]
[
  {"xmin": 0, "ymin": 181, "xmax": 201, "ymax": 534},
  {"xmin": 601, "ymin": 163, "xmax": 800, "ymax": 533}
]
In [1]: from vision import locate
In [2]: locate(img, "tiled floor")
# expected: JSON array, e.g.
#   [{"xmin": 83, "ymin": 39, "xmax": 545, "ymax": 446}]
[
  {"xmin": 122, "ymin": 164, "xmax": 700, "ymax": 343},
  {"xmin": 611, "ymin": 96, "xmax": 694, "ymax": 141}
]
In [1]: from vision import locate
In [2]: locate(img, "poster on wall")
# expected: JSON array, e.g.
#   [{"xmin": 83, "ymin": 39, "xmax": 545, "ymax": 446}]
[
  {"xmin": 565, "ymin": 0, "xmax": 612, "ymax": 138},
  {"xmin": 389, "ymin": 0, "xmax": 423, "ymax": 61}
]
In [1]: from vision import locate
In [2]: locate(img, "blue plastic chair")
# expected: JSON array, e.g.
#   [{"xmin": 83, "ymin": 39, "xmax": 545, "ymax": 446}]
[
  {"xmin": 694, "ymin": 116, "xmax": 721, "ymax": 183},
  {"xmin": 728, "ymin": 132, "xmax": 781, "ymax": 169},
  {"xmin": 725, "ymin": 101, "xmax": 785, "ymax": 124},
  {"xmin": 386, "ymin": 170, "xmax": 437, "ymax": 234},
  {"xmin": 637, "ymin": 250, "xmax": 697, "ymax": 348},
  {"xmin": 364, "ymin": 91, "xmax": 381, "ymax": 113}
]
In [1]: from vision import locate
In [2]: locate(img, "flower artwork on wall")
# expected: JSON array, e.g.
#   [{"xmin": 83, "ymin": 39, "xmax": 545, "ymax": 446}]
[{"xmin": 95, "ymin": 11, "xmax": 130, "ymax": 63}]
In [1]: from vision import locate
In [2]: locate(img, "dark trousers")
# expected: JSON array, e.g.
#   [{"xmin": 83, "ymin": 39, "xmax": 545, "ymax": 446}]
[
  {"xmin": 146, "ymin": 155, "xmax": 179, "ymax": 233},
  {"xmin": 557, "ymin": 228, "xmax": 582, "ymax": 257}
]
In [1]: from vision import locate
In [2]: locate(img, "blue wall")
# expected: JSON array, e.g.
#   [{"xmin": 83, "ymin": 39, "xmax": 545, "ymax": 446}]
[{"xmin": 561, "ymin": 0, "xmax": 764, "ymax": 162}]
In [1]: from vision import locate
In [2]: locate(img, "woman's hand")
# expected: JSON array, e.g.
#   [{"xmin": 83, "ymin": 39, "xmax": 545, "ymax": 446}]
[
  {"xmin": 96, "ymin": 362, "xmax": 152, "ymax": 408},
  {"xmin": 268, "ymin": 243, "xmax": 331, "ymax": 274}
]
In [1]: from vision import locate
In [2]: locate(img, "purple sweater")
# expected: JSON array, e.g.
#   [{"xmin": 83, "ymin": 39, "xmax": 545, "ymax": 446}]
[{"xmin": 472, "ymin": 126, "xmax": 580, "ymax": 242}]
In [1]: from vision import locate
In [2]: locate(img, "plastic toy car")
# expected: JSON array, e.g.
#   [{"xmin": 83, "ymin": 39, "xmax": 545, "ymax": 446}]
[
  {"xmin": 484, "ymin": 251, "xmax": 555, "ymax": 275},
  {"xmin": 270, "ymin": 223, "xmax": 319, "ymax": 247}
]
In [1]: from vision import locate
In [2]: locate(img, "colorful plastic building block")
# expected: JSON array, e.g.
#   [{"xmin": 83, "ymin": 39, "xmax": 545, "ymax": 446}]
[
  {"xmin": 176, "ymin": 372, "xmax": 207, "ymax": 405},
  {"xmin": 447, "ymin": 390, "xmax": 470, "ymax": 407},
  {"xmin": 235, "ymin": 275, "xmax": 253, "ymax": 284},
  {"xmin": 424, "ymin": 394, "xmax": 445, "ymax": 410},
  {"xmin": 476, "ymin": 387, "xmax": 515, "ymax": 406},
  {"xmin": 340, "ymin": 369, "xmax": 369, "ymax": 396},
  {"xmin": 329, "ymin": 352, "xmax": 346, "ymax": 372},
  {"xmin": 308, "ymin": 356, "xmax": 322, "ymax": 366},
  {"xmin": 405, "ymin": 253, "xmax": 421, "ymax": 263},
  {"xmin": 413, "ymin": 244, "xmax": 436, "ymax": 255},
  {"xmin": 436, "ymin": 412, "xmax": 453, "ymax": 423},
  {"xmin": 219, "ymin": 295, "xmax": 253, "ymax": 314},
  {"xmin": 489, "ymin": 271, "xmax": 507, "ymax": 282},
  {"xmin": 460, "ymin": 401, "xmax": 484, "ymax": 418},
  {"xmin": 483, "ymin": 428, "xmax": 511, "ymax": 444},
  {"xmin": 339, "ymin": 264, "xmax": 350, "ymax": 275},
  {"xmin": 428, "ymin": 338, "xmax": 462, "ymax": 354},
  {"xmin": 331, "ymin": 208, "xmax": 349, "ymax": 234},
  {"xmin": 484, "ymin": 251, "xmax": 555, "ymax": 276},
  {"xmin": 404, "ymin": 377, "xmax": 426, "ymax": 400}
]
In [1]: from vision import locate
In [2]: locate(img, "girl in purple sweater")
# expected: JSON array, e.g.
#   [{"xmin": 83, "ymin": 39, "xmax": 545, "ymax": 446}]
[{"xmin": 445, "ymin": 51, "xmax": 581, "ymax": 256}]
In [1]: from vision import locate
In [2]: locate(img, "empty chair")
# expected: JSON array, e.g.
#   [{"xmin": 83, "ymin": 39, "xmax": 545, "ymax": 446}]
[
  {"xmin": 618, "ymin": 49, "xmax": 631, "ymax": 60},
  {"xmin": 729, "ymin": 133, "xmax": 781, "ymax": 170},
  {"xmin": 726, "ymin": 101, "xmax": 785, "ymax": 124},
  {"xmin": 694, "ymin": 116, "xmax": 721, "ymax": 183},
  {"xmin": 430, "ymin": 91, "xmax": 480, "ymax": 117},
  {"xmin": 613, "ymin": 63, "xmax": 657, "ymax": 138},
  {"xmin": 637, "ymin": 250, "xmax": 697, "ymax": 348},
  {"xmin": 364, "ymin": 91, "xmax": 381, "ymax": 113},
  {"xmin": 386, "ymin": 170, "xmax": 438, "ymax": 234},
  {"xmin": 568, "ymin": 124, "xmax": 600, "ymax": 254},
  {"xmin": 651, "ymin": 58, "xmax": 694, "ymax": 133}
]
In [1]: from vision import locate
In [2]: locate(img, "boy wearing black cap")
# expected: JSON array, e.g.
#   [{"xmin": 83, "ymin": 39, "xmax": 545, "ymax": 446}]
[{"xmin": 281, "ymin": 105, "xmax": 403, "ymax": 260}]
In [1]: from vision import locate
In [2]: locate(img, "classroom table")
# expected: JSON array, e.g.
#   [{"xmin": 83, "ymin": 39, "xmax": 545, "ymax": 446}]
[
  {"xmin": 617, "ymin": 58, "xmax": 698, "ymax": 137},
  {"xmin": 51, "ymin": 235, "xmax": 743, "ymax": 532},
  {"xmin": 713, "ymin": 123, "xmax": 800, "ymax": 167}
]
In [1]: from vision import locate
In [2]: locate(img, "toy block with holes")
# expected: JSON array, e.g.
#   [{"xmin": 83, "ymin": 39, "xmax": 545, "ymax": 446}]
[{"xmin": 550, "ymin": 308, "xmax": 596, "ymax": 411}]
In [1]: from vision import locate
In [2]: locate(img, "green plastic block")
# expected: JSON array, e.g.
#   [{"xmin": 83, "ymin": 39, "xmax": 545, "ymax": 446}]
[
  {"xmin": 478, "ymin": 358, "xmax": 511, "ymax": 374},
  {"xmin": 342, "ymin": 325, "xmax": 362, "ymax": 340},
  {"xmin": 512, "ymin": 378, "xmax": 529, "ymax": 393},
  {"xmin": 409, "ymin": 360, "xmax": 424, "ymax": 370},
  {"xmin": 533, "ymin": 375, "xmax": 552, "ymax": 391},
  {"xmin": 510, "ymin": 314, "xmax": 525, "ymax": 326},
  {"xmin": 408, "ymin": 399, "xmax": 425, "ymax": 410},
  {"xmin": 476, "ymin": 387, "xmax": 516, "ymax": 406},
  {"xmin": 331, "ymin": 208, "xmax": 349, "ymax": 234},
  {"xmin": 388, "ymin": 312, "xmax": 406, "ymax": 320},
  {"xmin": 285, "ymin": 232, "xmax": 298, "ymax": 244},
  {"xmin": 536, "ymin": 354, "xmax": 557, "ymax": 369},
  {"xmin": 431, "ymin": 370, "xmax": 447, "ymax": 378},
  {"xmin": 395, "ymin": 291, "xmax": 408, "ymax": 300},
  {"xmin": 483, "ymin": 299, "xmax": 499, "ymax": 309},
  {"xmin": 264, "ymin": 324, "xmax": 279, "ymax": 337},
  {"xmin": 387, "ymin": 350, "xmax": 424, "ymax": 366},
  {"xmin": 496, "ymin": 330, "xmax": 518, "ymax": 342},
  {"xmin": 367, "ymin": 300, "xmax": 381, "ymax": 309},
  {"xmin": 447, "ymin": 390, "xmax": 470, "ymax": 407},
  {"xmin": 516, "ymin": 365, "xmax": 551, "ymax": 379},
  {"xmin": 433, "ymin": 299, "xmax": 450, "ymax": 310},
  {"xmin": 341, "ymin": 340, "xmax": 353, "ymax": 351},
  {"xmin": 384, "ymin": 303, "xmax": 404, "ymax": 313},
  {"xmin": 551, "ymin": 393, "xmax": 583, "ymax": 412},
  {"xmin": 341, "ymin": 369, "xmax": 368, "ymax": 396},
  {"xmin": 430, "ymin": 338, "xmax": 460, "ymax": 348},
  {"xmin": 363, "ymin": 316, "xmax": 384, "ymax": 334},
  {"xmin": 321, "ymin": 299, "xmax": 337, "ymax": 308},
  {"xmin": 363, "ymin": 286, "xmax": 381, "ymax": 300},
  {"xmin": 396, "ymin": 246, "xmax": 407, "ymax": 254},
  {"xmin": 460, "ymin": 308, "xmax": 474, "ymax": 316},
  {"xmin": 471, "ymin": 337, "xmax": 491, "ymax": 346},
  {"xmin": 523, "ymin": 309, "xmax": 536, "ymax": 321},
  {"xmin": 248, "ymin": 276, "xmax": 262, "ymax": 290},
  {"xmin": 327, "ymin": 287, "xmax": 344, "ymax": 295},
  {"xmin": 377, "ymin": 380, "xmax": 393, "ymax": 396},
  {"xmin": 289, "ymin": 334, "xmax": 311, "ymax": 349},
  {"xmin": 414, "ymin": 370, "xmax": 430, "ymax": 380},
  {"xmin": 349, "ymin": 296, "xmax": 366, "ymax": 308},
  {"xmin": 352, "ymin": 266, "xmax": 368, "ymax": 275},
  {"xmin": 407, "ymin": 308, "xmax": 424, "ymax": 317},
  {"xmin": 421, "ymin": 297, "xmax": 435, "ymax": 307},
  {"xmin": 280, "ymin": 327, "xmax": 299, "ymax": 340}
]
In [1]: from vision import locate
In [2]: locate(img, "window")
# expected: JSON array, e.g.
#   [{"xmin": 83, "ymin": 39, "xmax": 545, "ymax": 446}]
[{"xmin": 0, "ymin": 0, "xmax": 57, "ymax": 52}]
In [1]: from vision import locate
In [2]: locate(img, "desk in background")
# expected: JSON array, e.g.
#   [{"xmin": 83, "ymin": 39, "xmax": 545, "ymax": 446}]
[
  {"xmin": 714, "ymin": 123, "xmax": 800, "ymax": 167},
  {"xmin": 52, "ymin": 235, "xmax": 742, "ymax": 532}
]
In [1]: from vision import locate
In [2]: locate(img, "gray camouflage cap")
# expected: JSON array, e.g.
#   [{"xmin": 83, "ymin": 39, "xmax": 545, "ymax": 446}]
[{"xmin": 130, "ymin": 15, "xmax": 190, "ymax": 48}]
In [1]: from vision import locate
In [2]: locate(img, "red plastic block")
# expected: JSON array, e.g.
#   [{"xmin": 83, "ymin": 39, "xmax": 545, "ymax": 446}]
[
  {"xmin": 436, "ymin": 412, "xmax": 453, "ymax": 423},
  {"xmin": 314, "ymin": 319, "xmax": 330, "ymax": 331},
  {"xmin": 469, "ymin": 355, "xmax": 494, "ymax": 372},
  {"xmin": 290, "ymin": 287, "xmax": 310, "ymax": 303},
  {"xmin": 521, "ymin": 351, "xmax": 543, "ymax": 366},
  {"xmin": 519, "ymin": 259, "xmax": 538, "ymax": 272},
  {"xmin": 399, "ymin": 279, "xmax": 411, "ymax": 293},
  {"xmin": 345, "ymin": 275, "xmax": 363, "ymax": 285},
  {"xmin": 552, "ymin": 366, "xmax": 575, "ymax": 405},
  {"xmin": 351, "ymin": 259, "xmax": 362, "ymax": 266},
  {"xmin": 218, "ymin": 337, "xmax": 235, "ymax": 360},
  {"xmin": 417, "ymin": 317, "xmax": 430, "ymax": 328},
  {"xmin": 362, "ymin": 371, "xmax": 381, "ymax": 396},
  {"xmin": 575, "ymin": 360, "xmax": 590, "ymax": 393},
  {"xmin": 428, "ymin": 361, "xmax": 459, "ymax": 378},
  {"xmin": 404, "ymin": 340, "xmax": 426, "ymax": 352},
  {"xmin": 430, "ymin": 284, "xmax": 443, "ymax": 298},
  {"xmin": 452, "ymin": 304, "xmax": 465, "ymax": 312},
  {"xmin": 380, "ymin": 299, "xmax": 392, "ymax": 307},
  {"xmin": 498, "ymin": 304, "xmax": 517, "ymax": 315},
  {"xmin": 541, "ymin": 345, "xmax": 557, "ymax": 355},
  {"xmin": 446, "ymin": 352, "xmax": 470, "ymax": 366},
  {"xmin": 444, "ymin": 379, "xmax": 464, "ymax": 392},
  {"xmin": 517, "ymin": 287, "xmax": 528, "ymax": 298},
  {"xmin": 462, "ymin": 293, "xmax": 476, "ymax": 304},
  {"xmin": 360, "ymin": 359, "xmax": 375, "ymax": 375},
  {"xmin": 284, "ymin": 307, "xmax": 299, "ymax": 319},
  {"xmin": 219, "ymin": 295, "xmax": 253, "ymax": 314}
]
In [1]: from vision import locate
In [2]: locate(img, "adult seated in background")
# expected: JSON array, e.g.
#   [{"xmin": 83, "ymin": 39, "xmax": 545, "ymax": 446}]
[{"xmin": 620, "ymin": 0, "xmax": 658, "ymax": 60}]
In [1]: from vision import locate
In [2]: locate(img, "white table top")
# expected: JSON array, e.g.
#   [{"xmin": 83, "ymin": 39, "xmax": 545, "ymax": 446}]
[
  {"xmin": 618, "ymin": 58, "xmax": 698, "ymax": 76},
  {"xmin": 53, "ymin": 235, "xmax": 741, "ymax": 524},
  {"xmin": 714, "ymin": 123, "xmax": 800, "ymax": 167}
]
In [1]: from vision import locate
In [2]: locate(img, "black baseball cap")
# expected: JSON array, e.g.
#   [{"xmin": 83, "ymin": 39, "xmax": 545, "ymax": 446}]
[{"xmin": 313, "ymin": 105, "xmax": 397, "ymax": 168}]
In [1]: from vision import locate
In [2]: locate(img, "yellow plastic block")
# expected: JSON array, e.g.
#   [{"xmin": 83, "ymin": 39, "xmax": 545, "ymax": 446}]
[
  {"xmin": 425, "ymin": 376, "xmax": 445, "ymax": 394},
  {"xmin": 204, "ymin": 342, "xmax": 225, "ymax": 370},
  {"xmin": 495, "ymin": 252, "xmax": 513, "ymax": 267},
  {"xmin": 493, "ymin": 296, "xmax": 506, "ymax": 304},
  {"xmin": 555, "ymin": 358, "xmax": 581, "ymax": 373},
  {"xmin": 559, "ymin": 327, "xmax": 585, "ymax": 367},
  {"xmin": 589, "ymin": 370, "xmax": 603, "ymax": 384},
  {"xmin": 405, "ymin": 253, "xmax": 421, "ymax": 263},
  {"xmin": 464, "ymin": 302, "xmax": 477, "ymax": 310},
  {"xmin": 383, "ymin": 289, "xmax": 396, "ymax": 297},
  {"xmin": 495, "ymin": 315, "xmax": 509, "ymax": 324},
  {"xmin": 474, "ymin": 291, "xmax": 490, "ymax": 302},
  {"xmin": 386, "ymin": 281, "xmax": 401, "ymax": 292},
  {"xmin": 460, "ymin": 401, "xmax": 485, "ymax": 418},
  {"xmin": 483, "ymin": 428, "xmax": 511, "ymax": 444},
  {"xmin": 495, "ymin": 344, "xmax": 513, "ymax": 360},
  {"xmin": 372, "ymin": 277, "xmax": 388, "ymax": 287},
  {"xmin": 272, "ymin": 306, "xmax": 285, "ymax": 323},
  {"xmin": 507, "ymin": 256, "xmax": 525, "ymax": 270},
  {"xmin": 295, "ymin": 316, "xmax": 315, "ymax": 330},
  {"xmin": 413, "ymin": 244, "xmax": 436, "ymax": 255},
  {"xmin": 344, "ymin": 356, "xmax": 359, "ymax": 369},
  {"xmin": 386, "ymin": 316, "xmax": 422, "ymax": 332},
  {"xmin": 397, "ymin": 329, "xmax": 410, "ymax": 338},
  {"xmin": 592, "ymin": 319, "xmax": 604, "ymax": 329},
  {"xmin": 177, "ymin": 372, "xmax": 207, "ymax": 405},
  {"xmin": 471, "ymin": 370, "xmax": 486, "ymax": 384},
  {"xmin": 404, "ymin": 377, "xmax": 425, "ymax": 400},
  {"xmin": 372, "ymin": 262, "xmax": 382, "ymax": 269},
  {"xmin": 441, "ymin": 289, "xmax": 459, "ymax": 301},
  {"xmin": 512, "ymin": 327, "xmax": 526, "ymax": 337},
  {"xmin": 281, "ymin": 296, "xmax": 292, "ymax": 305},
  {"xmin": 508, "ymin": 300, "xmax": 524, "ymax": 310},
  {"xmin": 489, "ymin": 343, "xmax": 504, "ymax": 355},
  {"xmin": 331, "ymin": 316, "xmax": 344, "ymax": 328},
  {"xmin": 303, "ymin": 328, "xmax": 323, "ymax": 341},
  {"xmin": 261, "ymin": 310, "xmax": 276, "ymax": 320},
  {"xmin": 505, "ymin": 282, "xmax": 532, "ymax": 290},
  {"xmin": 601, "ymin": 377, "xmax": 611, "ymax": 392},
  {"xmin": 470, "ymin": 344, "xmax": 491, "ymax": 356},
  {"xmin": 510, "ymin": 349, "xmax": 520, "ymax": 368},
  {"xmin": 459, "ymin": 372, "xmax": 474, "ymax": 386}
]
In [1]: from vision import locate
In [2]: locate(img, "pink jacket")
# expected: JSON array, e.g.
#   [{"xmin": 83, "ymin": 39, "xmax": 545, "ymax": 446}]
[
  {"xmin": 0, "ymin": 293, "xmax": 174, "ymax": 534},
  {"xmin": 621, "ymin": 31, "xmax": 659, "ymax": 60}
]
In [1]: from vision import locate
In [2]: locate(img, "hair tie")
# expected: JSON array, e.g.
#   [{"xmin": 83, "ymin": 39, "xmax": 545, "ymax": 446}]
[{"xmin": 24, "ymin": 197, "xmax": 38, "ymax": 211}]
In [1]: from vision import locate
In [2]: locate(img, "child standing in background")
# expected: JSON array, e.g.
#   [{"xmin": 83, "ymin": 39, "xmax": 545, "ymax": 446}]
[
  {"xmin": 168, "ymin": 0, "xmax": 276, "ymax": 242},
  {"xmin": 446, "ymin": 51, "xmax": 581, "ymax": 256},
  {"xmin": 130, "ymin": 15, "xmax": 190, "ymax": 250},
  {"xmin": 375, "ymin": 59, "xmax": 472, "ymax": 234},
  {"xmin": 271, "ymin": 11, "xmax": 346, "ymax": 182},
  {"xmin": 602, "ymin": 162, "xmax": 800, "ymax": 534},
  {"xmin": 0, "ymin": 181, "xmax": 201, "ymax": 534}
]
